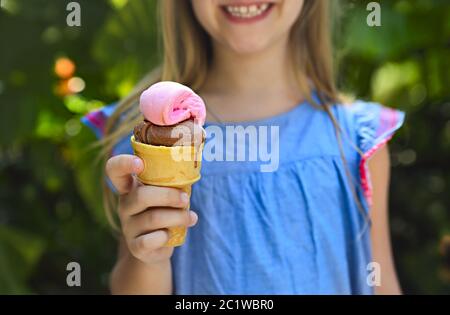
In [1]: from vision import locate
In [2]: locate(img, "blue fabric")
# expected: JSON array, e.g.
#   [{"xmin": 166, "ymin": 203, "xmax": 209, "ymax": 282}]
[{"xmin": 82, "ymin": 99, "xmax": 405, "ymax": 295}]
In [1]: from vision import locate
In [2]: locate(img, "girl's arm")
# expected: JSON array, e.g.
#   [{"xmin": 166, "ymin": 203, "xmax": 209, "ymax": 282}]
[
  {"xmin": 368, "ymin": 145, "xmax": 402, "ymax": 294},
  {"xmin": 105, "ymin": 154, "xmax": 197, "ymax": 295},
  {"xmin": 110, "ymin": 238, "xmax": 172, "ymax": 295}
]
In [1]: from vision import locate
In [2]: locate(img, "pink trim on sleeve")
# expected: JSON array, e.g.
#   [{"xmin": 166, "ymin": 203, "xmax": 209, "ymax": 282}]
[
  {"xmin": 359, "ymin": 108, "xmax": 399, "ymax": 208},
  {"xmin": 84, "ymin": 110, "xmax": 107, "ymax": 137}
]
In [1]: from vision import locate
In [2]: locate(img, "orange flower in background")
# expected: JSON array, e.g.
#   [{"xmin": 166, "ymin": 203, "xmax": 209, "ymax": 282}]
[
  {"xmin": 55, "ymin": 79, "xmax": 71, "ymax": 96},
  {"xmin": 53, "ymin": 57, "xmax": 85, "ymax": 96},
  {"xmin": 54, "ymin": 57, "xmax": 75, "ymax": 79}
]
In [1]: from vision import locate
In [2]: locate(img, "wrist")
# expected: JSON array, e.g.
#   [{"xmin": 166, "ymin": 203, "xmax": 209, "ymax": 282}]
[
  {"xmin": 110, "ymin": 251, "xmax": 172, "ymax": 294},
  {"xmin": 121, "ymin": 250, "xmax": 171, "ymax": 270}
]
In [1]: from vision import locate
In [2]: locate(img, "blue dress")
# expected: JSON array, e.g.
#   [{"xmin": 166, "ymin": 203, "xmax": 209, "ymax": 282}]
[{"xmin": 82, "ymin": 99, "xmax": 405, "ymax": 295}]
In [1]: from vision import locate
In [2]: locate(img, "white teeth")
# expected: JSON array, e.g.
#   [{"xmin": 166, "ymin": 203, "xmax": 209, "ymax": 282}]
[
  {"xmin": 227, "ymin": 7, "xmax": 234, "ymax": 13},
  {"xmin": 224, "ymin": 3, "xmax": 271, "ymax": 19}
]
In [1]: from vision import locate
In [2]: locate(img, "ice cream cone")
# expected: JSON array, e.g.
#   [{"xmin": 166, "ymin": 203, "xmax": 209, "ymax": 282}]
[{"xmin": 130, "ymin": 136, "xmax": 203, "ymax": 247}]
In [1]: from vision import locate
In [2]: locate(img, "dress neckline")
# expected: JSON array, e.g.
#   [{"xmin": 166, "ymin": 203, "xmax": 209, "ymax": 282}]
[{"xmin": 204, "ymin": 99, "xmax": 310, "ymax": 127}]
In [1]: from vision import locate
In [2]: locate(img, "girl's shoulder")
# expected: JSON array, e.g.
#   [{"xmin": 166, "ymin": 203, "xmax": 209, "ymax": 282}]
[
  {"xmin": 332, "ymin": 99, "xmax": 406, "ymax": 156},
  {"xmin": 81, "ymin": 103, "xmax": 118, "ymax": 139},
  {"xmin": 81, "ymin": 102, "xmax": 133, "ymax": 156},
  {"xmin": 331, "ymin": 100, "xmax": 405, "ymax": 206}
]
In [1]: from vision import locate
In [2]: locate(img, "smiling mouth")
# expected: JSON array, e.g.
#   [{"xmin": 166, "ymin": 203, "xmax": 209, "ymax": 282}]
[{"xmin": 221, "ymin": 3, "xmax": 274, "ymax": 21}]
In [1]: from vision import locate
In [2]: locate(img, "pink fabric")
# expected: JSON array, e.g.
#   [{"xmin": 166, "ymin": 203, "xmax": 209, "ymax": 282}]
[
  {"xmin": 359, "ymin": 108, "xmax": 399, "ymax": 207},
  {"xmin": 139, "ymin": 81, "xmax": 206, "ymax": 126},
  {"xmin": 84, "ymin": 110, "xmax": 107, "ymax": 136},
  {"xmin": 359, "ymin": 136, "xmax": 393, "ymax": 208}
]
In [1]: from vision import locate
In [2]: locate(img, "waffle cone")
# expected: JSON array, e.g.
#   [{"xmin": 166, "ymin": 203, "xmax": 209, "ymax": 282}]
[{"xmin": 130, "ymin": 136, "xmax": 203, "ymax": 247}]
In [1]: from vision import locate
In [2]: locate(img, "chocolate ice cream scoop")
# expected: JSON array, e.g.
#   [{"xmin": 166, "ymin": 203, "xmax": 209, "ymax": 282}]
[{"xmin": 133, "ymin": 118, "xmax": 205, "ymax": 147}]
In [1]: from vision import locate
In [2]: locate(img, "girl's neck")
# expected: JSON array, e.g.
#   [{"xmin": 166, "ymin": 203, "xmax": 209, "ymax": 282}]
[
  {"xmin": 203, "ymin": 36, "xmax": 298, "ymax": 95},
  {"xmin": 200, "ymin": 36, "xmax": 304, "ymax": 122}
]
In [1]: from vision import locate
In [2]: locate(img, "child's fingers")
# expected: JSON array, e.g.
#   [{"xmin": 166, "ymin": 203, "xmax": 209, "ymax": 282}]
[
  {"xmin": 126, "ymin": 208, "xmax": 191, "ymax": 237},
  {"xmin": 129, "ymin": 230, "xmax": 169, "ymax": 258},
  {"xmin": 188, "ymin": 211, "xmax": 198, "ymax": 227},
  {"xmin": 121, "ymin": 185, "xmax": 189, "ymax": 217},
  {"xmin": 105, "ymin": 155, "xmax": 143, "ymax": 194},
  {"xmin": 123, "ymin": 211, "xmax": 197, "ymax": 264}
]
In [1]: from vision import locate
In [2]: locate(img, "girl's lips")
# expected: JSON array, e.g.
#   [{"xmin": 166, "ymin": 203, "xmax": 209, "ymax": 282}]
[{"xmin": 220, "ymin": 2, "xmax": 275, "ymax": 24}]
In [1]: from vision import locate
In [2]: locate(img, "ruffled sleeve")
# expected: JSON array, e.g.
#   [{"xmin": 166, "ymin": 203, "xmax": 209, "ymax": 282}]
[
  {"xmin": 81, "ymin": 103, "xmax": 134, "ymax": 194},
  {"xmin": 81, "ymin": 103, "xmax": 133, "ymax": 157},
  {"xmin": 350, "ymin": 101, "xmax": 406, "ymax": 207},
  {"xmin": 81, "ymin": 103, "xmax": 117, "ymax": 139}
]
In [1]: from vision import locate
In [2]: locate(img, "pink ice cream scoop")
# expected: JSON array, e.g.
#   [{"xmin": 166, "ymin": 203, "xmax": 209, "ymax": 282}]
[{"xmin": 139, "ymin": 81, "xmax": 206, "ymax": 126}]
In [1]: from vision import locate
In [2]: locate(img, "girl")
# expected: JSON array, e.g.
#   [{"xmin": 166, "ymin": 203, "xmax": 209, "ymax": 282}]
[{"xmin": 83, "ymin": 0, "xmax": 404, "ymax": 294}]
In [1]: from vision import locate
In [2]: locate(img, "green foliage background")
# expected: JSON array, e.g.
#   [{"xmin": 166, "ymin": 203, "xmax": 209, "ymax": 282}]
[{"xmin": 0, "ymin": 0, "xmax": 449, "ymax": 294}]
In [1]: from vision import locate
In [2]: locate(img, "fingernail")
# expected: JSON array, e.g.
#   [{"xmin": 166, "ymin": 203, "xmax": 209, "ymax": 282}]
[
  {"xmin": 189, "ymin": 211, "xmax": 198, "ymax": 226},
  {"xmin": 133, "ymin": 158, "xmax": 143, "ymax": 172},
  {"xmin": 181, "ymin": 192, "xmax": 189, "ymax": 204}
]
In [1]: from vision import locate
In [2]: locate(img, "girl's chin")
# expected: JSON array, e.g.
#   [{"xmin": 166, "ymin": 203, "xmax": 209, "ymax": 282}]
[{"xmin": 225, "ymin": 39, "xmax": 272, "ymax": 55}]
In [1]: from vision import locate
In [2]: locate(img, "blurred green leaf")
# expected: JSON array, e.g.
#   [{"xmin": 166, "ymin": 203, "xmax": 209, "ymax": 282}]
[
  {"xmin": 0, "ymin": 226, "xmax": 46, "ymax": 294},
  {"xmin": 64, "ymin": 95, "xmax": 105, "ymax": 114},
  {"xmin": 371, "ymin": 60, "xmax": 420, "ymax": 103}
]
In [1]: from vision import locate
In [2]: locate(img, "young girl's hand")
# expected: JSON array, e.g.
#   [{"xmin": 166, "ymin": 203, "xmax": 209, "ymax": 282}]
[{"xmin": 105, "ymin": 154, "xmax": 198, "ymax": 265}]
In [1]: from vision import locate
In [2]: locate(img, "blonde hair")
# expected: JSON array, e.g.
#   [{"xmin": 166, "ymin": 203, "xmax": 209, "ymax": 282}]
[{"xmin": 100, "ymin": 0, "xmax": 366, "ymax": 230}]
